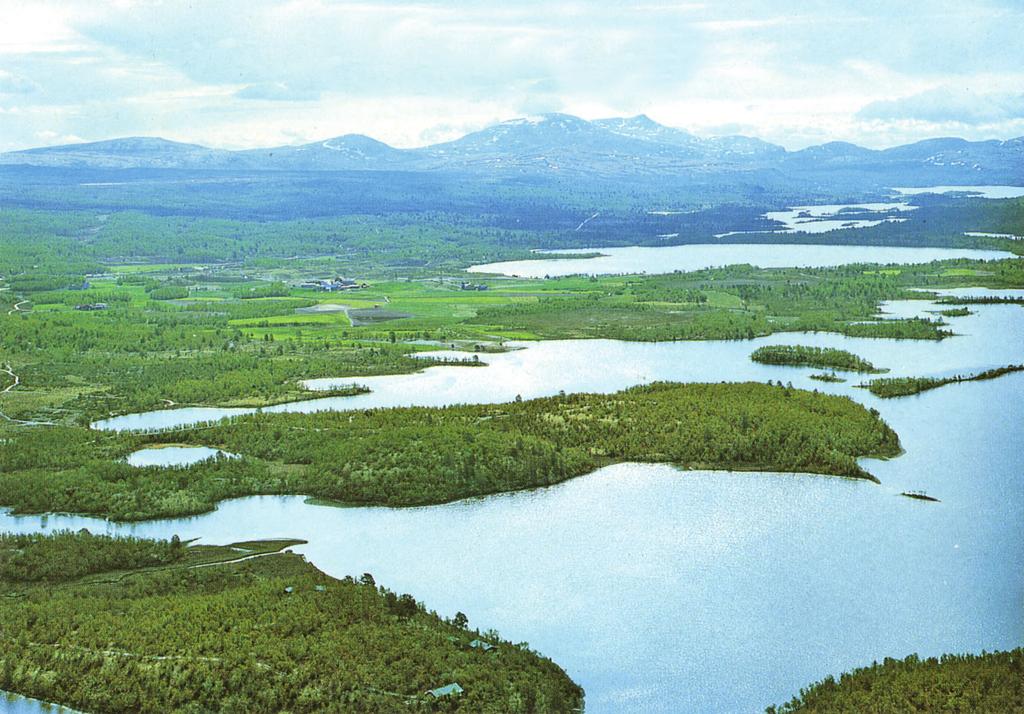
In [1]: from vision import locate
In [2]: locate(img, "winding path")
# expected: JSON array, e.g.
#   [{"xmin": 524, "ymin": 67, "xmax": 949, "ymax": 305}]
[
  {"xmin": 7, "ymin": 299, "xmax": 29, "ymax": 316},
  {"xmin": 0, "ymin": 364, "xmax": 16, "ymax": 395},
  {"xmin": 0, "ymin": 363, "xmax": 55, "ymax": 425}
]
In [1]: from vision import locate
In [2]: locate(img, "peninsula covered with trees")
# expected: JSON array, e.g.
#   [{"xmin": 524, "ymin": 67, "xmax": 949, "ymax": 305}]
[
  {"xmin": 767, "ymin": 649, "xmax": 1024, "ymax": 713},
  {"xmin": 863, "ymin": 364, "xmax": 1024, "ymax": 398},
  {"xmin": 0, "ymin": 382, "xmax": 900, "ymax": 521},
  {"xmin": 0, "ymin": 531, "xmax": 582, "ymax": 713}
]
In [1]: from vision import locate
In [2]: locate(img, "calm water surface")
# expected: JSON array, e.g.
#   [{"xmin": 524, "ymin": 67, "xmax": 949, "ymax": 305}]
[
  {"xmin": 9, "ymin": 294, "xmax": 1023, "ymax": 712},
  {"xmin": 758, "ymin": 201, "xmax": 913, "ymax": 234},
  {"xmin": 95, "ymin": 290, "xmax": 1022, "ymax": 432},
  {"xmin": 466, "ymin": 244, "xmax": 1011, "ymax": 279},
  {"xmin": 469, "ymin": 187, "xmax": 1023, "ymax": 278},
  {"xmin": 125, "ymin": 445, "xmax": 235, "ymax": 467},
  {"xmin": 2, "ymin": 693, "xmax": 79, "ymax": 714}
]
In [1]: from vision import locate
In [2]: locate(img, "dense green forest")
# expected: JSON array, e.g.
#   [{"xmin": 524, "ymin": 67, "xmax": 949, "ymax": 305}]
[
  {"xmin": 0, "ymin": 531, "xmax": 582, "ymax": 713},
  {"xmin": 465, "ymin": 260, "xmax": 1012, "ymax": 342},
  {"xmin": 1, "ymin": 207, "xmax": 1021, "ymax": 424},
  {"xmin": 766, "ymin": 649, "xmax": 1024, "ymax": 713},
  {"xmin": 0, "ymin": 382, "xmax": 900, "ymax": 520},
  {"xmin": 750, "ymin": 346, "xmax": 884, "ymax": 373},
  {"xmin": 863, "ymin": 364, "xmax": 1024, "ymax": 398},
  {"xmin": 0, "ymin": 530, "xmax": 184, "ymax": 582}
]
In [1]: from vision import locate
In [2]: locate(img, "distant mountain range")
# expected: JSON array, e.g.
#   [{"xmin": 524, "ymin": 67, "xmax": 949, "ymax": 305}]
[{"xmin": 2, "ymin": 113, "xmax": 1022, "ymax": 184}]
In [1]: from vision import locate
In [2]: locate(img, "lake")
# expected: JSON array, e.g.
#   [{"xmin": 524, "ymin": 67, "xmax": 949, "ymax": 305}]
[
  {"xmin": 94, "ymin": 288, "xmax": 1022, "ymax": 432},
  {"xmin": 759, "ymin": 201, "xmax": 913, "ymax": 234},
  {"xmin": 10, "ymin": 292, "xmax": 1023, "ymax": 712},
  {"xmin": 125, "ymin": 445, "xmax": 237, "ymax": 467},
  {"xmin": 468, "ymin": 186, "xmax": 1024, "ymax": 278},
  {"xmin": 466, "ymin": 244, "xmax": 1012, "ymax": 279}
]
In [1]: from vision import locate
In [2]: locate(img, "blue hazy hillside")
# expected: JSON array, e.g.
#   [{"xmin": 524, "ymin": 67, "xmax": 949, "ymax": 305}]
[{"xmin": 2, "ymin": 114, "xmax": 1021, "ymax": 185}]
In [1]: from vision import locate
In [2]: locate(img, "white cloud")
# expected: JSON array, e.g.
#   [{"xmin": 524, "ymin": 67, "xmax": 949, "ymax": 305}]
[
  {"xmin": 858, "ymin": 87, "xmax": 1024, "ymax": 125},
  {"xmin": 0, "ymin": 0, "xmax": 1022, "ymax": 151},
  {"xmin": 235, "ymin": 82, "xmax": 321, "ymax": 102},
  {"xmin": 0, "ymin": 70, "xmax": 39, "ymax": 94}
]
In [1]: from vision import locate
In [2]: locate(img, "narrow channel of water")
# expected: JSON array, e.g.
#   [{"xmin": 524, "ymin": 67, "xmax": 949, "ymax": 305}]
[{"xmin": 94, "ymin": 291, "xmax": 1024, "ymax": 432}]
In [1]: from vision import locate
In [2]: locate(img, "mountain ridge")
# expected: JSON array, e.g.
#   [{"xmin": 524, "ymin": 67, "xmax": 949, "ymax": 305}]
[{"xmin": 2, "ymin": 113, "xmax": 1021, "ymax": 183}]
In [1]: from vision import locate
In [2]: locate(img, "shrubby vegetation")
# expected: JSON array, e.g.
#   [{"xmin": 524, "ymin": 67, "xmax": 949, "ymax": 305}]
[
  {"xmin": 767, "ymin": 649, "xmax": 1024, "ymax": 713},
  {"xmin": 0, "ymin": 530, "xmax": 184, "ymax": 582},
  {"xmin": 0, "ymin": 303, "xmax": 450, "ymax": 421},
  {"xmin": 0, "ymin": 532, "xmax": 582, "ymax": 712},
  {"xmin": 0, "ymin": 382, "xmax": 900, "ymax": 520},
  {"xmin": 751, "ymin": 346, "xmax": 883, "ymax": 373},
  {"xmin": 863, "ymin": 364, "xmax": 1024, "ymax": 398}
]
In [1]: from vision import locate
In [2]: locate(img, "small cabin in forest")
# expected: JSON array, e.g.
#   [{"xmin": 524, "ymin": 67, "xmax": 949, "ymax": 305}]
[{"xmin": 425, "ymin": 683, "xmax": 464, "ymax": 698}]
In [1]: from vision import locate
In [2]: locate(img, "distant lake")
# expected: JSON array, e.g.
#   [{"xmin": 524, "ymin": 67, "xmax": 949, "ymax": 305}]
[
  {"xmin": 757, "ymin": 201, "xmax": 913, "ymax": 234},
  {"xmin": 9, "ymin": 293, "xmax": 1017, "ymax": 712},
  {"xmin": 467, "ymin": 244, "xmax": 1011, "ymax": 279}
]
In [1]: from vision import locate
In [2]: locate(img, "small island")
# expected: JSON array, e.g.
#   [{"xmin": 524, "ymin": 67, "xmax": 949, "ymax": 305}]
[
  {"xmin": 900, "ymin": 491, "xmax": 940, "ymax": 502},
  {"xmin": 751, "ymin": 345, "xmax": 885, "ymax": 373},
  {"xmin": 863, "ymin": 364, "xmax": 1024, "ymax": 398},
  {"xmin": 809, "ymin": 372, "xmax": 846, "ymax": 383}
]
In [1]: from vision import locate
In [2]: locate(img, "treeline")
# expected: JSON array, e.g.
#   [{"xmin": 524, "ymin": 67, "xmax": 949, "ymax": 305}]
[
  {"xmin": 751, "ymin": 346, "xmax": 883, "ymax": 373},
  {"xmin": 0, "ymin": 534, "xmax": 583, "ymax": 712},
  {"xmin": 0, "ymin": 205, "xmax": 558, "ymax": 273},
  {"xmin": 148, "ymin": 285, "xmax": 190, "ymax": 300},
  {"xmin": 767, "ymin": 649, "xmax": 1024, "ymax": 713},
  {"xmin": 0, "ymin": 382, "xmax": 900, "ymax": 520},
  {"xmin": 937, "ymin": 295, "xmax": 1024, "ymax": 305},
  {"xmin": 0, "ymin": 530, "xmax": 184, "ymax": 582},
  {"xmin": 23, "ymin": 289, "xmax": 134, "ymax": 307},
  {"xmin": 838, "ymin": 317, "xmax": 952, "ymax": 340},
  {"xmin": 863, "ymin": 364, "xmax": 1024, "ymax": 398}
]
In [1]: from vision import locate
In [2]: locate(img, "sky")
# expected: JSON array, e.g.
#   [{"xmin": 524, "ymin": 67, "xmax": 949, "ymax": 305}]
[{"xmin": 0, "ymin": 0, "xmax": 1022, "ymax": 152}]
